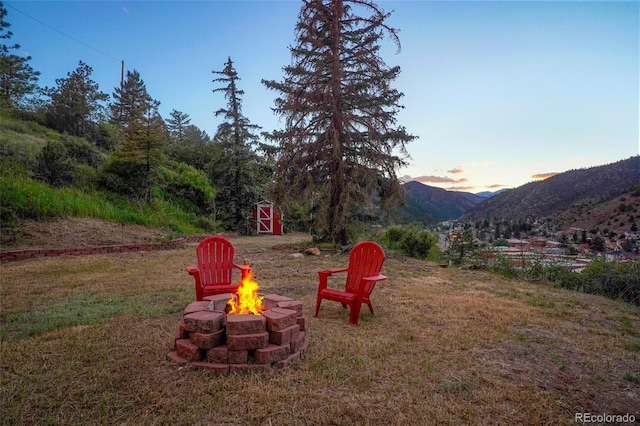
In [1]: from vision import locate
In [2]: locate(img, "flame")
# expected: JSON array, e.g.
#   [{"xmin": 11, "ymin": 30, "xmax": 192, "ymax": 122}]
[{"xmin": 227, "ymin": 271, "xmax": 264, "ymax": 315}]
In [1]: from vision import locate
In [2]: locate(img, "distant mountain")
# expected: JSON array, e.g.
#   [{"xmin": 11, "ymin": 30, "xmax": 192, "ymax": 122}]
[
  {"xmin": 394, "ymin": 181, "xmax": 484, "ymax": 224},
  {"xmin": 461, "ymin": 156, "xmax": 640, "ymax": 223},
  {"xmin": 475, "ymin": 189, "xmax": 507, "ymax": 199}
]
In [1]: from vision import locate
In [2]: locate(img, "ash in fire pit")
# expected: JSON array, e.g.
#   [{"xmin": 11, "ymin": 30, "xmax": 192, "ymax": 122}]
[{"xmin": 167, "ymin": 293, "xmax": 308, "ymax": 374}]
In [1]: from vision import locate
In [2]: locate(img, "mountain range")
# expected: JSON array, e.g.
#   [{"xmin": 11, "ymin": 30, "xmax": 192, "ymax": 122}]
[
  {"xmin": 395, "ymin": 156, "xmax": 640, "ymax": 231},
  {"xmin": 394, "ymin": 182, "xmax": 483, "ymax": 224}
]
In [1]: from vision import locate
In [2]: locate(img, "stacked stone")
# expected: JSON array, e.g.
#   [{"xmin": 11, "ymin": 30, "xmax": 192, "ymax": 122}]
[{"xmin": 167, "ymin": 293, "xmax": 308, "ymax": 375}]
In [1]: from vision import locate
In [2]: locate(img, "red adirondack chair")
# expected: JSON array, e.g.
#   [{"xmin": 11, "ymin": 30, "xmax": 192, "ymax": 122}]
[
  {"xmin": 187, "ymin": 236, "xmax": 251, "ymax": 301},
  {"xmin": 314, "ymin": 241, "xmax": 387, "ymax": 326}
]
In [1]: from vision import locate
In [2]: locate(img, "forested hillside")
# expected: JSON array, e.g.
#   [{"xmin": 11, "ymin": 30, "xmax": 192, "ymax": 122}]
[
  {"xmin": 0, "ymin": 58, "xmax": 272, "ymax": 238},
  {"xmin": 394, "ymin": 181, "xmax": 483, "ymax": 224},
  {"xmin": 462, "ymin": 156, "xmax": 640, "ymax": 227},
  {"xmin": 1, "ymin": 0, "xmax": 275, "ymax": 239}
]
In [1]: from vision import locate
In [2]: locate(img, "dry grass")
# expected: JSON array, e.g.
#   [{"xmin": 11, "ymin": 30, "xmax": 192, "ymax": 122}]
[{"xmin": 1, "ymin": 233, "xmax": 639, "ymax": 425}]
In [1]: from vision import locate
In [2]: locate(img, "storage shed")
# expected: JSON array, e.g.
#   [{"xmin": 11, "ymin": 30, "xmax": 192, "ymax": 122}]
[{"xmin": 252, "ymin": 201, "xmax": 283, "ymax": 235}]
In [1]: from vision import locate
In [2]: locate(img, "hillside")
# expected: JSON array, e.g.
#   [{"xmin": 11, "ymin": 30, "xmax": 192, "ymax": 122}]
[
  {"xmin": 394, "ymin": 181, "xmax": 484, "ymax": 224},
  {"xmin": 462, "ymin": 156, "xmax": 640, "ymax": 228},
  {"xmin": 551, "ymin": 186, "xmax": 640, "ymax": 234}
]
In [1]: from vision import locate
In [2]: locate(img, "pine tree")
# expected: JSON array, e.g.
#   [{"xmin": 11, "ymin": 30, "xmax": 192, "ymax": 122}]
[
  {"xmin": 262, "ymin": 0, "xmax": 415, "ymax": 244},
  {"xmin": 0, "ymin": 2, "xmax": 40, "ymax": 110},
  {"xmin": 167, "ymin": 123, "xmax": 212, "ymax": 170},
  {"xmin": 42, "ymin": 61, "xmax": 108, "ymax": 138},
  {"xmin": 104, "ymin": 69, "xmax": 166, "ymax": 201},
  {"xmin": 211, "ymin": 57, "xmax": 268, "ymax": 234},
  {"xmin": 183, "ymin": 124, "xmax": 210, "ymax": 146},
  {"xmin": 166, "ymin": 109, "xmax": 191, "ymax": 143},
  {"xmin": 110, "ymin": 70, "xmax": 155, "ymax": 138}
]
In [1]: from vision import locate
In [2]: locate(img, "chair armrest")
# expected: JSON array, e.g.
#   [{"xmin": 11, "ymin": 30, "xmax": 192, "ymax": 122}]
[
  {"xmin": 233, "ymin": 263, "xmax": 252, "ymax": 281},
  {"xmin": 187, "ymin": 265, "xmax": 200, "ymax": 276},
  {"xmin": 318, "ymin": 267, "xmax": 348, "ymax": 291},
  {"xmin": 233, "ymin": 263, "xmax": 251, "ymax": 272},
  {"xmin": 318, "ymin": 267, "xmax": 349, "ymax": 276},
  {"xmin": 362, "ymin": 274, "xmax": 387, "ymax": 283},
  {"xmin": 360, "ymin": 274, "xmax": 387, "ymax": 296}
]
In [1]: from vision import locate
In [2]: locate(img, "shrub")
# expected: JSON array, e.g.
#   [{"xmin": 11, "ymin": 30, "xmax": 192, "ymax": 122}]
[
  {"xmin": 544, "ymin": 263, "xmax": 580, "ymax": 289},
  {"xmin": 33, "ymin": 140, "xmax": 77, "ymax": 187},
  {"xmin": 446, "ymin": 229, "xmax": 478, "ymax": 266},
  {"xmin": 60, "ymin": 134, "xmax": 105, "ymax": 168},
  {"xmin": 382, "ymin": 225, "xmax": 405, "ymax": 249},
  {"xmin": 283, "ymin": 202, "xmax": 311, "ymax": 233},
  {"xmin": 193, "ymin": 215, "xmax": 219, "ymax": 233},
  {"xmin": 45, "ymin": 131, "xmax": 62, "ymax": 141},
  {"xmin": 489, "ymin": 253, "xmax": 521, "ymax": 279},
  {"xmin": 156, "ymin": 162, "xmax": 215, "ymax": 214},
  {"xmin": 98, "ymin": 155, "xmax": 150, "ymax": 201},
  {"xmin": 0, "ymin": 131, "xmax": 42, "ymax": 174},
  {"xmin": 382, "ymin": 225, "xmax": 440, "ymax": 260},
  {"xmin": 90, "ymin": 122, "xmax": 123, "ymax": 152},
  {"xmin": 401, "ymin": 228, "xmax": 439, "ymax": 260},
  {"xmin": 579, "ymin": 259, "xmax": 640, "ymax": 305},
  {"xmin": 73, "ymin": 164, "xmax": 99, "ymax": 189},
  {"xmin": 0, "ymin": 149, "xmax": 34, "ymax": 177}
]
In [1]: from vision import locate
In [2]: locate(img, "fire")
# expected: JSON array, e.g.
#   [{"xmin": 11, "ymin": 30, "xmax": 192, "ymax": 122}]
[{"xmin": 227, "ymin": 271, "xmax": 264, "ymax": 315}]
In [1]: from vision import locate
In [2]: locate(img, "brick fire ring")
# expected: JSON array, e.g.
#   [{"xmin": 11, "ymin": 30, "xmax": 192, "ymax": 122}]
[{"xmin": 167, "ymin": 293, "xmax": 308, "ymax": 375}]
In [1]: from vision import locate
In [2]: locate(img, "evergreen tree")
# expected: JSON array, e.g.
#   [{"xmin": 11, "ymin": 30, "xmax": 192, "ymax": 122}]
[
  {"xmin": 167, "ymin": 124, "xmax": 213, "ymax": 171},
  {"xmin": 183, "ymin": 124, "xmax": 210, "ymax": 146},
  {"xmin": 166, "ymin": 109, "xmax": 191, "ymax": 143},
  {"xmin": 103, "ymin": 70, "xmax": 166, "ymax": 201},
  {"xmin": 0, "ymin": 2, "xmax": 40, "ymax": 110},
  {"xmin": 262, "ymin": 0, "xmax": 415, "ymax": 244},
  {"xmin": 110, "ymin": 69, "xmax": 156, "ymax": 139},
  {"xmin": 42, "ymin": 61, "xmax": 108, "ymax": 138},
  {"xmin": 211, "ymin": 57, "xmax": 268, "ymax": 234},
  {"xmin": 591, "ymin": 235, "xmax": 605, "ymax": 252}
]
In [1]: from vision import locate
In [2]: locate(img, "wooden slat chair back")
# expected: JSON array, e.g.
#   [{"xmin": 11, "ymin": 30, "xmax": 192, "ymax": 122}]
[
  {"xmin": 314, "ymin": 241, "xmax": 387, "ymax": 325},
  {"xmin": 187, "ymin": 236, "xmax": 250, "ymax": 301}
]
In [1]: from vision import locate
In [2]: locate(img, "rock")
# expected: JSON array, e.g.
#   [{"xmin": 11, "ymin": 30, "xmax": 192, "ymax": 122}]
[
  {"xmin": 288, "ymin": 253, "xmax": 304, "ymax": 259},
  {"xmin": 304, "ymin": 247, "xmax": 321, "ymax": 256}
]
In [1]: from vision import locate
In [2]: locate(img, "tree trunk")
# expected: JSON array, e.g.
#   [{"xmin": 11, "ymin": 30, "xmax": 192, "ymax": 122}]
[{"xmin": 328, "ymin": 0, "xmax": 348, "ymax": 245}]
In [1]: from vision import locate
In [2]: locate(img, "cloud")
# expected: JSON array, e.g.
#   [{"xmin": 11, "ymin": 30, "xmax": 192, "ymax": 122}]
[
  {"xmin": 531, "ymin": 172, "xmax": 557, "ymax": 180},
  {"xmin": 447, "ymin": 164, "xmax": 464, "ymax": 174},
  {"xmin": 487, "ymin": 184, "xmax": 509, "ymax": 189},
  {"xmin": 122, "ymin": 6, "xmax": 130, "ymax": 14}
]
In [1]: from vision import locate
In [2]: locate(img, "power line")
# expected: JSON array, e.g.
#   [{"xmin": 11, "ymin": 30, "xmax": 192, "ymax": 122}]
[{"xmin": 5, "ymin": 2, "xmax": 122, "ymax": 63}]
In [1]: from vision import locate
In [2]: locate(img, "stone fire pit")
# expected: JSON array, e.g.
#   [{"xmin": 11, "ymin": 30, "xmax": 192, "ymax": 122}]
[{"xmin": 167, "ymin": 293, "xmax": 308, "ymax": 375}]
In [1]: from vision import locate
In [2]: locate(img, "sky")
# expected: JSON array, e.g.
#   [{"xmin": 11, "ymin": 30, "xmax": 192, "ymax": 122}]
[{"xmin": 4, "ymin": 0, "xmax": 639, "ymax": 193}]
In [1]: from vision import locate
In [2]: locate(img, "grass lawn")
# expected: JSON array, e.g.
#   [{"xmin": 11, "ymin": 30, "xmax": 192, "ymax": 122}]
[{"xmin": 1, "ymin": 233, "xmax": 639, "ymax": 425}]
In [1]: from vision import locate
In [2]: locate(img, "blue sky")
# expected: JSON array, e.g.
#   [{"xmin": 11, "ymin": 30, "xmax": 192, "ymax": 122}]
[{"xmin": 5, "ymin": 0, "xmax": 639, "ymax": 193}]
